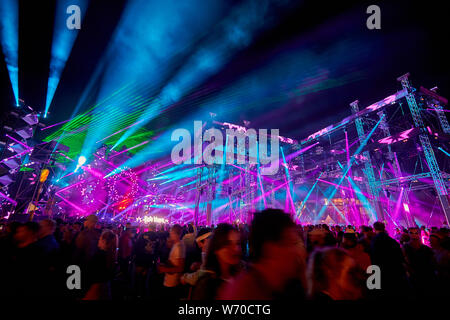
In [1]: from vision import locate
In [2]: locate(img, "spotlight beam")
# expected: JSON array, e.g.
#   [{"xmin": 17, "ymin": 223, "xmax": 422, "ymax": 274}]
[
  {"xmin": 40, "ymin": 119, "xmax": 72, "ymax": 131},
  {"xmin": 296, "ymin": 172, "xmax": 323, "ymax": 221},
  {"xmin": 55, "ymin": 193, "xmax": 86, "ymax": 214},
  {"xmin": 345, "ymin": 130, "xmax": 359, "ymax": 225},
  {"xmin": 112, "ymin": 0, "xmax": 298, "ymax": 149},
  {"xmin": 96, "ymin": 119, "xmax": 145, "ymax": 144},
  {"xmin": 108, "ymin": 140, "xmax": 150, "ymax": 159},
  {"xmin": 5, "ymin": 134, "xmax": 31, "ymax": 150},
  {"xmin": 438, "ymin": 147, "xmax": 450, "ymax": 157},
  {"xmin": 336, "ymin": 160, "xmax": 377, "ymax": 222},
  {"xmin": 252, "ymin": 180, "xmax": 290, "ymax": 205},
  {"xmin": 393, "ymin": 187, "xmax": 405, "ymax": 222},
  {"xmin": 316, "ymin": 185, "xmax": 350, "ymax": 225},
  {"xmin": 316, "ymin": 114, "xmax": 385, "ymax": 222},
  {"xmin": 281, "ymin": 146, "xmax": 295, "ymax": 213},
  {"xmin": 44, "ymin": 0, "xmax": 88, "ymax": 118},
  {"xmin": 316, "ymin": 178, "xmax": 370, "ymax": 198},
  {"xmin": 0, "ymin": 0, "xmax": 19, "ymax": 105},
  {"xmin": 0, "ymin": 191, "xmax": 17, "ymax": 206}
]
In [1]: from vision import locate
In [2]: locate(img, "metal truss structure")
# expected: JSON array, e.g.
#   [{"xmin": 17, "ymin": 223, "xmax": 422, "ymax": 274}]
[
  {"xmin": 397, "ymin": 73, "xmax": 450, "ymax": 225},
  {"xmin": 291, "ymin": 73, "xmax": 450, "ymax": 226},
  {"xmin": 194, "ymin": 74, "xmax": 450, "ymax": 227},
  {"xmin": 2, "ymin": 74, "xmax": 449, "ymax": 227}
]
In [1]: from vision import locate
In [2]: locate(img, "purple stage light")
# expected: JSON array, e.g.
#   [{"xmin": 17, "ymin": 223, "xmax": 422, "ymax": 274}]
[
  {"xmin": 0, "ymin": 191, "xmax": 17, "ymax": 205},
  {"xmin": 56, "ymin": 193, "xmax": 87, "ymax": 214},
  {"xmin": 97, "ymin": 119, "xmax": 146, "ymax": 144},
  {"xmin": 5, "ymin": 134, "xmax": 31, "ymax": 150},
  {"xmin": 40, "ymin": 119, "xmax": 71, "ymax": 131},
  {"xmin": 378, "ymin": 128, "xmax": 415, "ymax": 145},
  {"xmin": 285, "ymin": 142, "xmax": 319, "ymax": 162},
  {"xmin": 427, "ymin": 108, "xmax": 450, "ymax": 113},
  {"xmin": 0, "ymin": 148, "xmax": 33, "ymax": 164},
  {"xmin": 55, "ymin": 180, "xmax": 85, "ymax": 194},
  {"xmin": 108, "ymin": 140, "xmax": 150, "ymax": 159},
  {"xmin": 317, "ymin": 179, "xmax": 372, "ymax": 199}
]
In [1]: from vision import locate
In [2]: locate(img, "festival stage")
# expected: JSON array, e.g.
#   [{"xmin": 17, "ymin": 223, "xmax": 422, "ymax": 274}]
[{"xmin": 1, "ymin": 74, "xmax": 449, "ymax": 230}]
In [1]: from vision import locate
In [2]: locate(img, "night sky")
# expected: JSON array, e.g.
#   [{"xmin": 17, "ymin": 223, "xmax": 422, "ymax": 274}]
[{"xmin": 1, "ymin": 0, "xmax": 449, "ymax": 142}]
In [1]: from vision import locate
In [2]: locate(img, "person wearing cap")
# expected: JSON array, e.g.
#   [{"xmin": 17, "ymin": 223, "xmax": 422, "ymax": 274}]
[{"xmin": 180, "ymin": 228, "xmax": 212, "ymax": 287}]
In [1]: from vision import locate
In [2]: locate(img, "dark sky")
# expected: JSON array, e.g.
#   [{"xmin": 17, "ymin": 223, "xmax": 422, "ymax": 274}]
[{"xmin": 1, "ymin": 0, "xmax": 449, "ymax": 141}]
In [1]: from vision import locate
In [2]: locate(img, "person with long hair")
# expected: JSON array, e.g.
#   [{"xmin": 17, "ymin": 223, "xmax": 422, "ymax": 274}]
[{"xmin": 191, "ymin": 224, "xmax": 242, "ymax": 300}]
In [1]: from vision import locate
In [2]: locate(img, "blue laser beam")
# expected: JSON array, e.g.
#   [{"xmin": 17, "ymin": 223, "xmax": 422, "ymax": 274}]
[
  {"xmin": 112, "ymin": 0, "xmax": 299, "ymax": 150},
  {"xmin": 0, "ymin": 0, "xmax": 19, "ymax": 105},
  {"xmin": 45, "ymin": 0, "xmax": 88, "ymax": 118},
  {"xmin": 316, "ymin": 114, "xmax": 384, "ymax": 222}
]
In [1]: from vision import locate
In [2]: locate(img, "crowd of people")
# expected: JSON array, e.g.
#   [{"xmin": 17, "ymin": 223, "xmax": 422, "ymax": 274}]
[{"xmin": 0, "ymin": 209, "xmax": 449, "ymax": 300}]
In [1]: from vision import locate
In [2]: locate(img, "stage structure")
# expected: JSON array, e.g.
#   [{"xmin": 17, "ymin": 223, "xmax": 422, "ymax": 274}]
[
  {"xmin": 1, "ymin": 74, "xmax": 449, "ymax": 228},
  {"xmin": 190, "ymin": 118, "xmax": 298, "ymax": 227},
  {"xmin": 291, "ymin": 73, "xmax": 450, "ymax": 227},
  {"xmin": 0, "ymin": 102, "xmax": 70, "ymax": 219}
]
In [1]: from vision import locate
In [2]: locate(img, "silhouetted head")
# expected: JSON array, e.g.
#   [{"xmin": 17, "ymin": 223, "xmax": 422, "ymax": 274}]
[
  {"xmin": 307, "ymin": 247, "xmax": 364, "ymax": 300},
  {"xmin": 39, "ymin": 219, "xmax": 56, "ymax": 238},
  {"xmin": 84, "ymin": 214, "xmax": 98, "ymax": 229},
  {"xmin": 169, "ymin": 224, "xmax": 183, "ymax": 242},
  {"xmin": 14, "ymin": 222, "xmax": 40, "ymax": 247},
  {"xmin": 249, "ymin": 209, "xmax": 306, "ymax": 282},
  {"xmin": 373, "ymin": 221, "xmax": 385, "ymax": 233}
]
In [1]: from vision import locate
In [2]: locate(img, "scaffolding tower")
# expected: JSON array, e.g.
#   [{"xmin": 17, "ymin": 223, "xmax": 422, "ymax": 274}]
[{"xmin": 397, "ymin": 73, "xmax": 450, "ymax": 226}]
